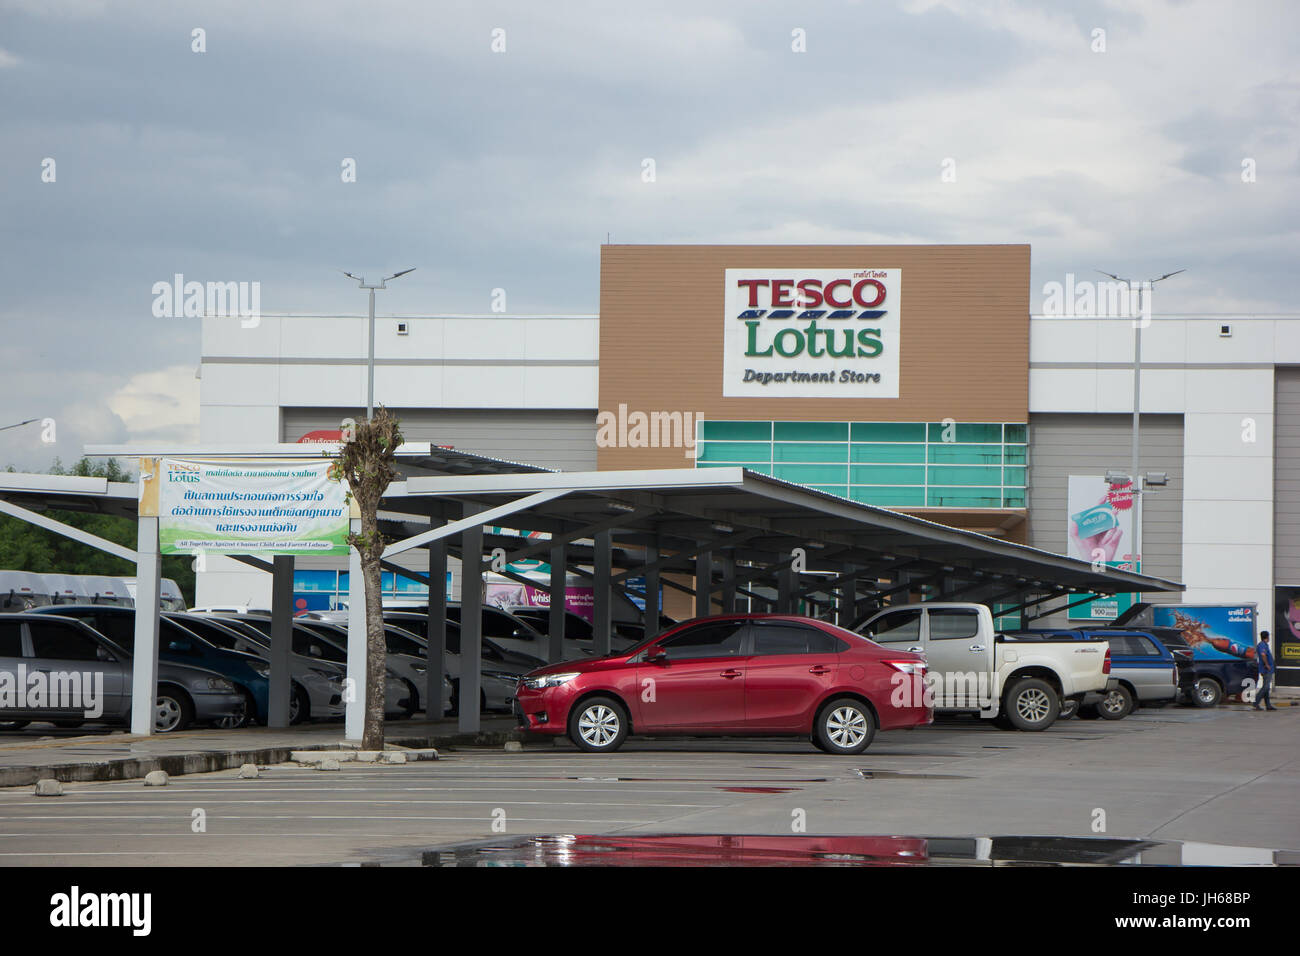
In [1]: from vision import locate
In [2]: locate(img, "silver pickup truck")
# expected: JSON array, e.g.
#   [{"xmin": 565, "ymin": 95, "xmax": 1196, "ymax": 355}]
[{"xmin": 857, "ymin": 602, "xmax": 1117, "ymax": 731}]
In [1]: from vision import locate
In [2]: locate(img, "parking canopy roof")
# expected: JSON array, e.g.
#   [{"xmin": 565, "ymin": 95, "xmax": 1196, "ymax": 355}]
[
  {"xmin": 2, "ymin": 449, "xmax": 1181, "ymax": 614},
  {"xmin": 385, "ymin": 466, "xmax": 1181, "ymax": 601}
]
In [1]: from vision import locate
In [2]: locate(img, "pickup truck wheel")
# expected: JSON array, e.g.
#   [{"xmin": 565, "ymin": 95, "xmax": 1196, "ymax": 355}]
[
  {"xmin": 814, "ymin": 698, "xmax": 876, "ymax": 754},
  {"xmin": 1192, "ymin": 677, "xmax": 1222, "ymax": 708},
  {"xmin": 1003, "ymin": 678, "xmax": 1059, "ymax": 731},
  {"xmin": 1097, "ymin": 684, "xmax": 1134, "ymax": 720},
  {"xmin": 1057, "ymin": 699, "xmax": 1079, "ymax": 720}
]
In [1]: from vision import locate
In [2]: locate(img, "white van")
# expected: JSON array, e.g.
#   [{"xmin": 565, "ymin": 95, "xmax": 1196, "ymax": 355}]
[
  {"xmin": 122, "ymin": 576, "xmax": 187, "ymax": 611},
  {"xmin": 41, "ymin": 573, "xmax": 89, "ymax": 606},
  {"xmin": 0, "ymin": 571, "xmax": 52, "ymax": 612},
  {"xmin": 78, "ymin": 575, "xmax": 134, "ymax": 607}
]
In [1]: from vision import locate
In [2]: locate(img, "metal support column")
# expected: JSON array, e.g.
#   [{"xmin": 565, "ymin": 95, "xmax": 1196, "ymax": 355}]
[
  {"xmin": 426, "ymin": 538, "xmax": 447, "ymax": 720},
  {"xmin": 644, "ymin": 539, "xmax": 661, "ymax": 639},
  {"xmin": 459, "ymin": 503, "xmax": 484, "ymax": 733},
  {"xmin": 345, "ymin": 516, "xmax": 366, "ymax": 742},
  {"xmin": 719, "ymin": 555, "xmax": 736, "ymax": 613},
  {"xmin": 695, "ymin": 549, "xmax": 712, "ymax": 618},
  {"xmin": 129, "ymin": 516, "xmax": 161, "ymax": 736},
  {"xmin": 548, "ymin": 541, "xmax": 566, "ymax": 662},
  {"xmin": 836, "ymin": 575, "xmax": 857, "ymax": 628},
  {"xmin": 592, "ymin": 529, "xmax": 612, "ymax": 657},
  {"xmin": 776, "ymin": 564, "xmax": 795, "ymax": 614},
  {"xmin": 268, "ymin": 555, "xmax": 294, "ymax": 728}
]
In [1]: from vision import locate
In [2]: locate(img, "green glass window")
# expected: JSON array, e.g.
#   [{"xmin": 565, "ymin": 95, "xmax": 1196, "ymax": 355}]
[
  {"xmin": 698, "ymin": 421, "xmax": 772, "ymax": 442},
  {"xmin": 696, "ymin": 420, "xmax": 1029, "ymax": 510},
  {"xmin": 851, "ymin": 487, "xmax": 927, "ymax": 507},
  {"xmin": 926, "ymin": 487, "xmax": 1004, "ymax": 507},
  {"xmin": 851, "ymin": 464, "xmax": 927, "ymax": 485},
  {"xmin": 773, "ymin": 421, "xmax": 849, "ymax": 442},
  {"xmin": 927, "ymin": 422, "xmax": 1004, "ymax": 443},
  {"xmin": 849, "ymin": 422, "xmax": 926, "ymax": 442},
  {"xmin": 773, "ymin": 463, "xmax": 849, "ymax": 485},
  {"xmin": 928, "ymin": 443, "xmax": 1003, "ymax": 464},
  {"xmin": 773, "ymin": 442, "xmax": 849, "ymax": 463},
  {"xmin": 850, "ymin": 443, "xmax": 927, "ymax": 463},
  {"xmin": 927, "ymin": 465, "xmax": 1002, "ymax": 486},
  {"xmin": 695, "ymin": 442, "xmax": 772, "ymax": 463}
]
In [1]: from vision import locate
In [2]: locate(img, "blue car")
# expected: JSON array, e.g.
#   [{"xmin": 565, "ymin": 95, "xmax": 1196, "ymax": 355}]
[
  {"xmin": 33, "ymin": 605, "xmax": 270, "ymax": 727},
  {"xmin": 1016, "ymin": 627, "xmax": 1179, "ymax": 719}
]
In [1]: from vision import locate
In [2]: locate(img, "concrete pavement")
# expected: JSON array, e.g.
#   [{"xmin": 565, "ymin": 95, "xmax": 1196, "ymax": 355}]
[{"xmin": 0, "ymin": 705, "xmax": 1294, "ymax": 866}]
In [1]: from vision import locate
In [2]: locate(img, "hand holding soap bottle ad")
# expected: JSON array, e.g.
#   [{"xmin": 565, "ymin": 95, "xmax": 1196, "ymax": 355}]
[{"xmin": 1066, "ymin": 475, "xmax": 1138, "ymax": 569}]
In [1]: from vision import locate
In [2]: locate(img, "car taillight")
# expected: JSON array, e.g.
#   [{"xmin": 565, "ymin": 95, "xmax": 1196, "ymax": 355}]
[
  {"xmin": 1102, "ymin": 647, "xmax": 1111, "ymax": 674},
  {"xmin": 884, "ymin": 660, "xmax": 926, "ymax": 676}
]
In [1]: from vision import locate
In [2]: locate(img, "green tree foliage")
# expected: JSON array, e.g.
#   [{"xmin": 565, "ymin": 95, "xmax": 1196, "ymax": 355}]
[{"xmin": 0, "ymin": 458, "xmax": 195, "ymax": 604}]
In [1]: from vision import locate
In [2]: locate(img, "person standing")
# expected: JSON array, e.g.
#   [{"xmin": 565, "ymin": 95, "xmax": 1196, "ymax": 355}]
[{"xmin": 1254, "ymin": 630, "xmax": 1277, "ymax": 711}]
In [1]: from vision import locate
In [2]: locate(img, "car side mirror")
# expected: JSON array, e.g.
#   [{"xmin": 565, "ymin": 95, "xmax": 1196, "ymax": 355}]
[{"xmin": 647, "ymin": 645, "xmax": 668, "ymax": 663}]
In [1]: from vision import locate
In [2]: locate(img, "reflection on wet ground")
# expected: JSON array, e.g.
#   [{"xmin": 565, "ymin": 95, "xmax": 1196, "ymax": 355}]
[{"xmin": 417, "ymin": 833, "xmax": 1298, "ymax": 867}]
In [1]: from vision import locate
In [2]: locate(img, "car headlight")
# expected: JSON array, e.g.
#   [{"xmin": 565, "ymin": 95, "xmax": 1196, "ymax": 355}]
[
  {"xmin": 201, "ymin": 677, "xmax": 235, "ymax": 692},
  {"xmin": 521, "ymin": 672, "xmax": 579, "ymax": 690}
]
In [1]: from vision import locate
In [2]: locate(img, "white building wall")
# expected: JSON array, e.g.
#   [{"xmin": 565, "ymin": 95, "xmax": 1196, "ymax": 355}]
[
  {"xmin": 195, "ymin": 313, "xmax": 599, "ymax": 608},
  {"xmin": 1030, "ymin": 316, "xmax": 1288, "ymax": 631}
]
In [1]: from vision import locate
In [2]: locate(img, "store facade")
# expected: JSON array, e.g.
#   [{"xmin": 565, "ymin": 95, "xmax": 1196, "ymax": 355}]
[{"xmin": 195, "ymin": 243, "xmax": 1297, "ymax": 681}]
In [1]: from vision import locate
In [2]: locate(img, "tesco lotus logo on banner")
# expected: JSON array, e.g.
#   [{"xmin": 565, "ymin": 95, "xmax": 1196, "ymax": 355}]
[{"xmin": 722, "ymin": 269, "xmax": 902, "ymax": 398}]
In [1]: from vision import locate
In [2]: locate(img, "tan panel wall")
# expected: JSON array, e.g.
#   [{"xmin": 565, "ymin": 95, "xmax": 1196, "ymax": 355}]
[{"xmin": 598, "ymin": 244, "xmax": 1030, "ymax": 471}]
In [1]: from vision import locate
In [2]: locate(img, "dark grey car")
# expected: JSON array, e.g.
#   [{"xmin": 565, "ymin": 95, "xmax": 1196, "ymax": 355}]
[{"xmin": 0, "ymin": 613, "xmax": 246, "ymax": 733}]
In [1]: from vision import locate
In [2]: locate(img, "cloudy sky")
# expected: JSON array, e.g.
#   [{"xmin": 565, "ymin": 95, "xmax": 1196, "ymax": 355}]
[{"xmin": 1, "ymin": 0, "xmax": 1296, "ymax": 469}]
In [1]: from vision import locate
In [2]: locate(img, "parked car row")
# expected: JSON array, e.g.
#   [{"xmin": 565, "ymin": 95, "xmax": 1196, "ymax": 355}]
[{"xmin": 509, "ymin": 601, "xmax": 1223, "ymax": 754}]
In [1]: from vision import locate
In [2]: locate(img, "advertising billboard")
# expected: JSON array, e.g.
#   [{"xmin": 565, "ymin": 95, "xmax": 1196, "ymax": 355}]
[
  {"xmin": 723, "ymin": 269, "xmax": 902, "ymax": 398},
  {"xmin": 157, "ymin": 458, "xmax": 349, "ymax": 556},
  {"xmin": 1150, "ymin": 605, "xmax": 1257, "ymax": 662},
  {"xmin": 1065, "ymin": 475, "xmax": 1140, "ymax": 620},
  {"xmin": 1273, "ymin": 588, "xmax": 1300, "ymax": 686}
]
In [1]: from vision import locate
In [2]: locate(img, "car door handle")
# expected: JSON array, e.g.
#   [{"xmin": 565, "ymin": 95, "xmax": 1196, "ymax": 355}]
[
  {"xmin": 969, "ymin": 644, "xmax": 986, "ymax": 652},
  {"xmin": 808, "ymin": 665, "xmax": 832, "ymax": 675},
  {"xmin": 720, "ymin": 669, "xmax": 742, "ymax": 679},
  {"xmin": 906, "ymin": 646, "xmax": 923, "ymax": 654}
]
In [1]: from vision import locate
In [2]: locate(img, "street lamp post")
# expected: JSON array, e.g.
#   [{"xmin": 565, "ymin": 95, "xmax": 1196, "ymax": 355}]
[
  {"xmin": 341, "ymin": 268, "xmax": 415, "ymax": 419},
  {"xmin": 1096, "ymin": 268, "xmax": 1184, "ymax": 574}
]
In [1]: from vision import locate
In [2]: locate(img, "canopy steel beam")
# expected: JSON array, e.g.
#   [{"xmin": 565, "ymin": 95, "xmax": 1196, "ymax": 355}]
[
  {"xmin": 382, "ymin": 489, "xmax": 569, "ymax": 557},
  {"xmin": 0, "ymin": 498, "xmax": 138, "ymax": 563}
]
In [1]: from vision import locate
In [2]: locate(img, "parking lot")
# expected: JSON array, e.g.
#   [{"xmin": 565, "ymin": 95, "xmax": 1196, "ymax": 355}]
[{"xmin": 1, "ymin": 705, "xmax": 1295, "ymax": 866}]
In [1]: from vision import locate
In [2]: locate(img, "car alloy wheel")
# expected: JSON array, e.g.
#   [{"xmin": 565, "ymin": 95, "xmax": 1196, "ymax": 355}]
[
  {"xmin": 577, "ymin": 703, "xmax": 620, "ymax": 748},
  {"xmin": 1102, "ymin": 691, "xmax": 1126, "ymax": 715},
  {"xmin": 1015, "ymin": 687, "xmax": 1052, "ymax": 723},
  {"xmin": 155, "ymin": 696, "xmax": 183, "ymax": 733},
  {"xmin": 826, "ymin": 706, "xmax": 869, "ymax": 749}
]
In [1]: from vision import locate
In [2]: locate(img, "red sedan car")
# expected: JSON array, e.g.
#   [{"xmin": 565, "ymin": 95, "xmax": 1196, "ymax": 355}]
[{"xmin": 514, "ymin": 614, "xmax": 930, "ymax": 754}]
